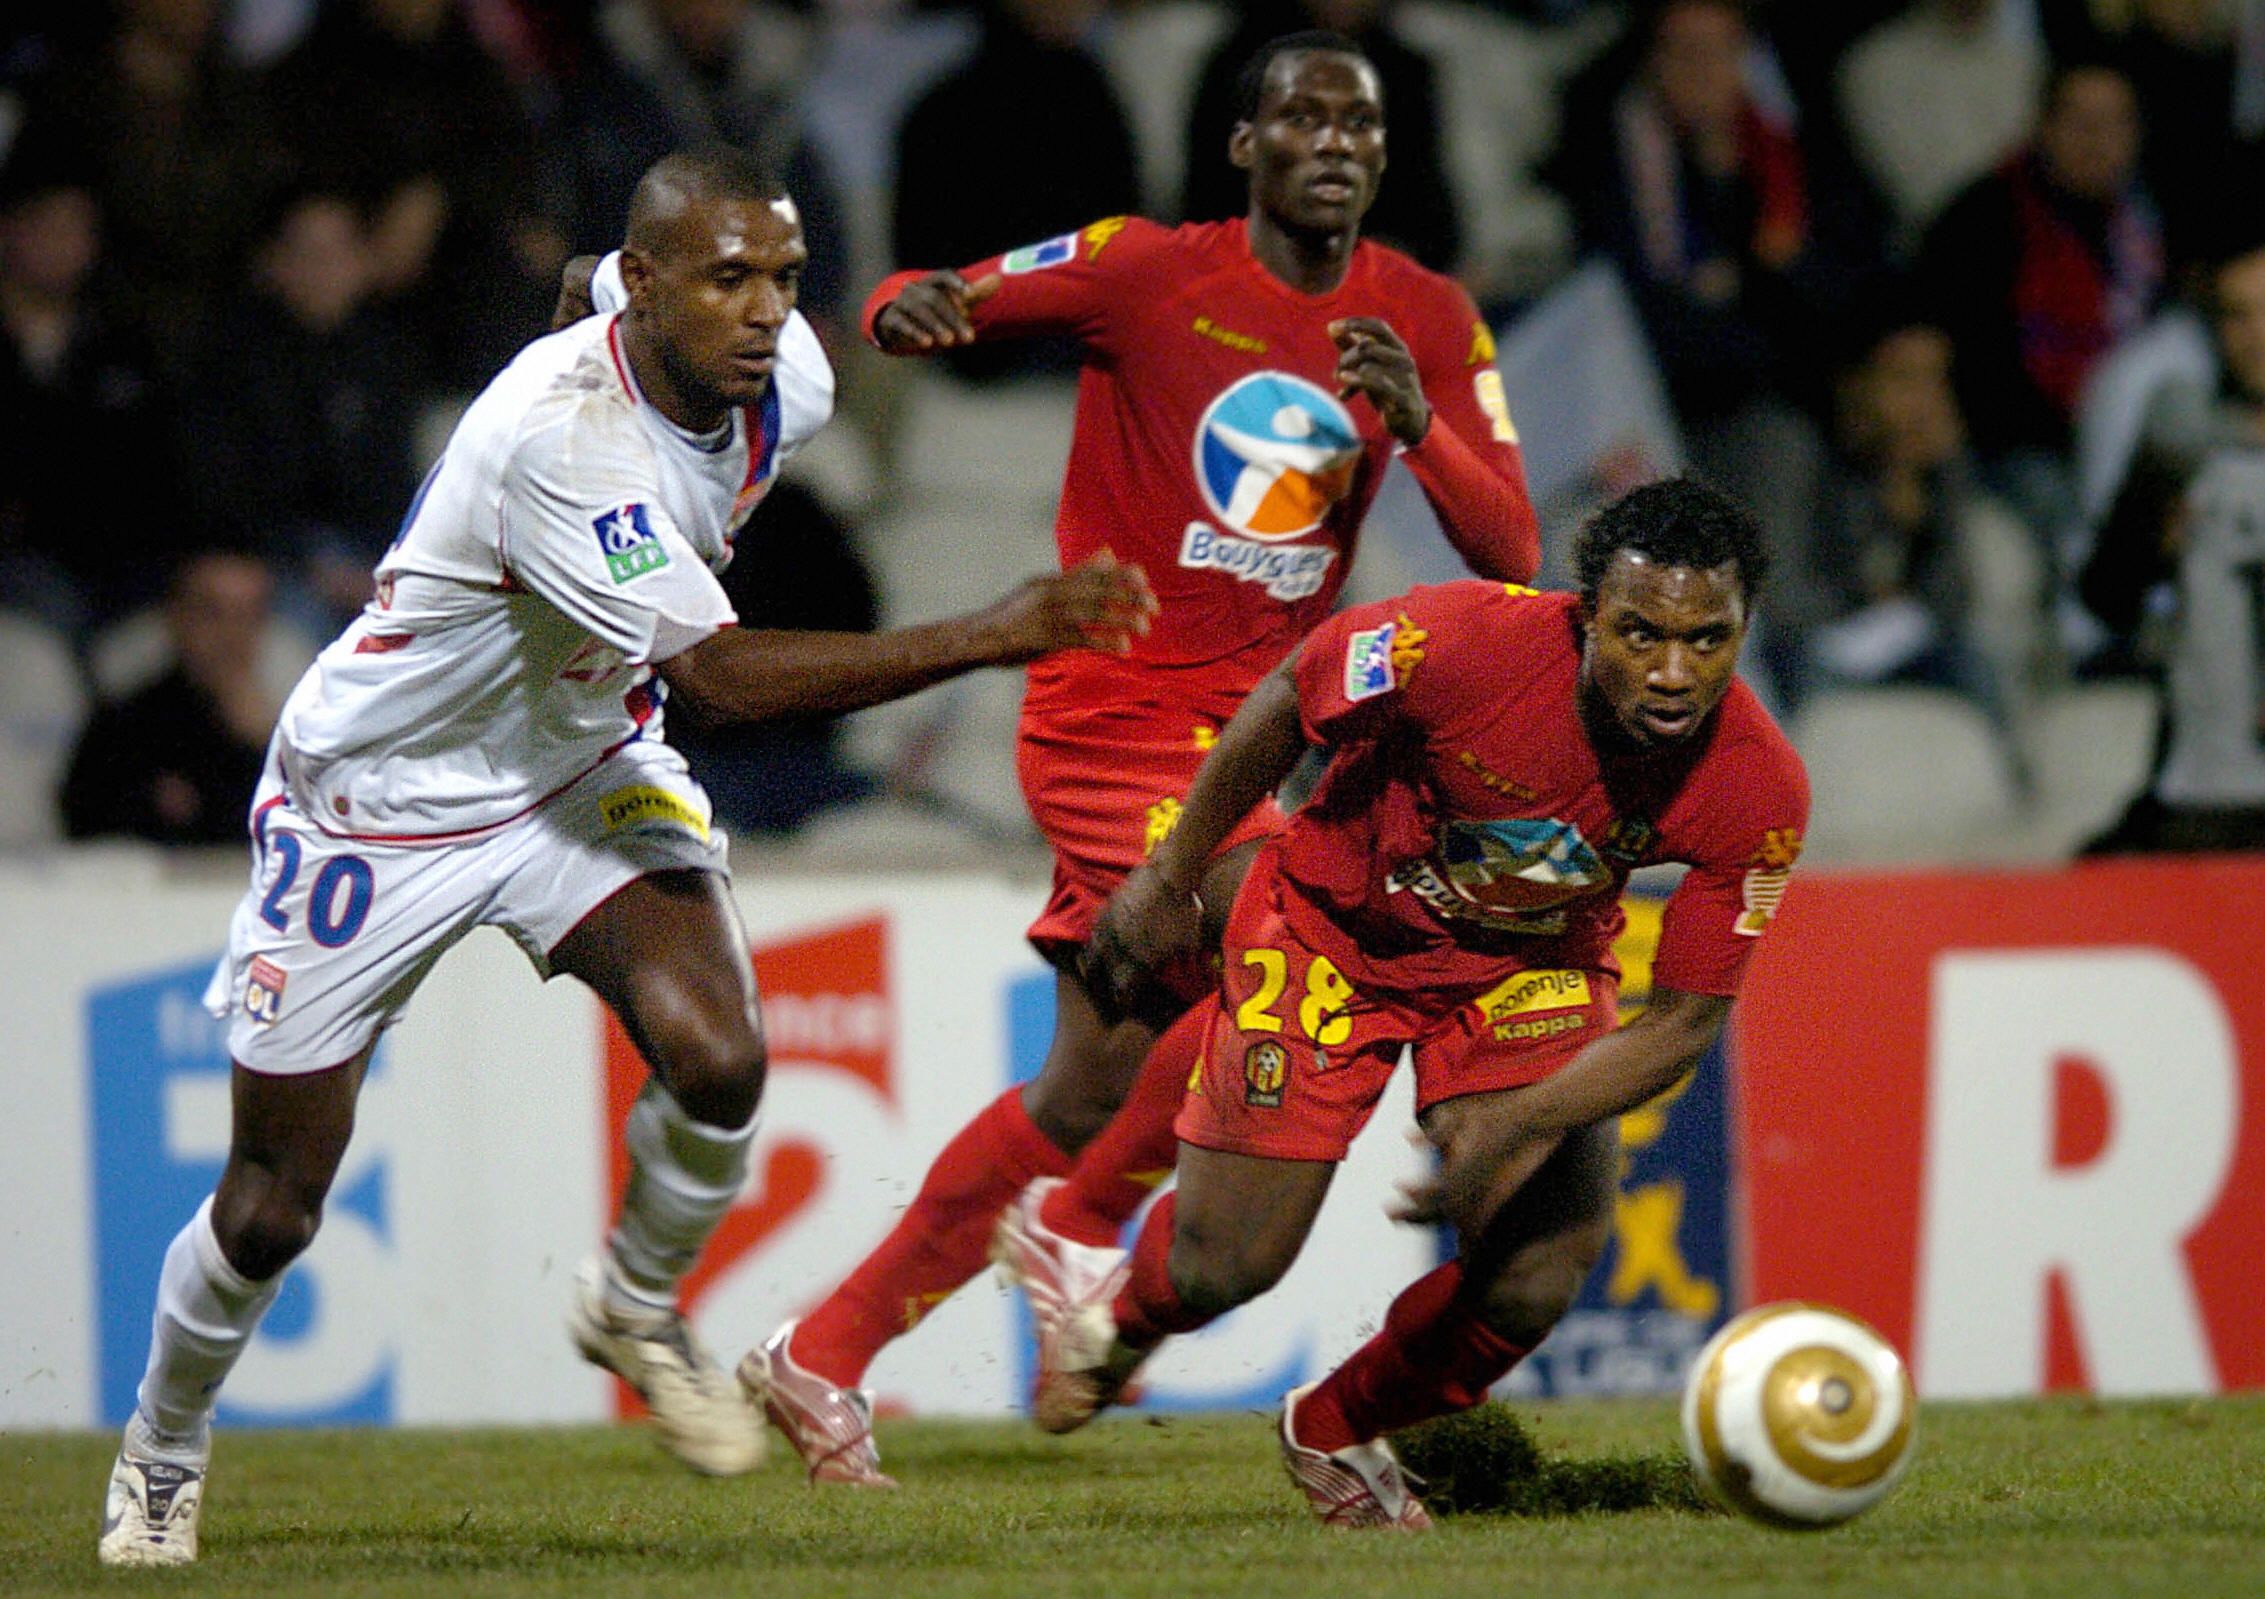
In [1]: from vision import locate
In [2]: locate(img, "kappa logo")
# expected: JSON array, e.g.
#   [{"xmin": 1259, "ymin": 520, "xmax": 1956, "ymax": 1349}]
[
  {"xmin": 245, "ymin": 955, "xmax": 287, "ymax": 1025},
  {"xmin": 1082, "ymin": 217, "xmax": 1129, "ymax": 259},
  {"xmin": 591, "ymin": 503, "xmax": 669, "ymax": 584},
  {"xmin": 1244, "ymin": 1039, "xmax": 1288, "ymax": 1108},
  {"xmin": 1002, "ymin": 232, "xmax": 1078, "ymax": 274},
  {"xmin": 1192, "ymin": 372, "xmax": 1359, "ymax": 541}
]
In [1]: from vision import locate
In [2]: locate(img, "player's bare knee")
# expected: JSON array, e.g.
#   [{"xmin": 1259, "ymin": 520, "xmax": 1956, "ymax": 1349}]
[
  {"xmin": 661, "ymin": 1036, "xmax": 765, "ymax": 1129},
  {"xmin": 212, "ymin": 1167, "xmax": 325, "ymax": 1282},
  {"xmin": 1166, "ymin": 1215, "xmax": 1289, "ymax": 1318},
  {"xmin": 1020, "ymin": 1073, "xmax": 1111, "ymax": 1152}
]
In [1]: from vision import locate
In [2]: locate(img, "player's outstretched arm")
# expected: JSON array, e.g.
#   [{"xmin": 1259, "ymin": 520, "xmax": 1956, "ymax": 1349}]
[
  {"xmin": 868, "ymin": 270, "xmax": 1002, "ymax": 353},
  {"xmin": 1083, "ymin": 654, "xmax": 1309, "ymax": 1020},
  {"xmin": 1391, "ymin": 985, "xmax": 1735, "ymax": 1229},
  {"xmin": 657, "ymin": 552, "xmax": 1154, "ymax": 724}
]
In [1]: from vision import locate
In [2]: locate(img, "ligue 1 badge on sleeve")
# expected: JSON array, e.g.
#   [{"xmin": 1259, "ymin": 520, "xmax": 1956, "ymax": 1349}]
[{"xmin": 591, "ymin": 503, "xmax": 670, "ymax": 583}]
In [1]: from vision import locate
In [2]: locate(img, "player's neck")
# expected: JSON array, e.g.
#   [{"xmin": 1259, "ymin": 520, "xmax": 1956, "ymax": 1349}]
[
  {"xmin": 619, "ymin": 317, "xmax": 732, "ymax": 436},
  {"xmin": 1245, "ymin": 212, "xmax": 1357, "ymax": 296}
]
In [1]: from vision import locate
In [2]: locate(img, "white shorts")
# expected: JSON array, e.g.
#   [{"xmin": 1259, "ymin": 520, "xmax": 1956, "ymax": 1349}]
[{"xmin": 204, "ymin": 740, "xmax": 728, "ymax": 1073}]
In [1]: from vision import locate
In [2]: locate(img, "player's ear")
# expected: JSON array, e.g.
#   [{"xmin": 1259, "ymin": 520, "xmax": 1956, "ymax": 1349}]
[
  {"xmin": 618, "ymin": 247, "xmax": 655, "ymax": 306},
  {"xmin": 1228, "ymin": 121, "xmax": 1255, "ymax": 172}
]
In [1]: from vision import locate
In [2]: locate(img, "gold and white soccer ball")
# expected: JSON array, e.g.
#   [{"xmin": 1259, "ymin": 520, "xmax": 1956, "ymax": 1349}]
[{"xmin": 1681, "ymin": 1301, "xmax": 1917, "ymax": 1529}]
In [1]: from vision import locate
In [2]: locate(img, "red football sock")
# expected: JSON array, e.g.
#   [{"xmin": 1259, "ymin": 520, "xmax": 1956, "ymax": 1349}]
[
  {"xmin": 791, "ymin": 1087, "xmax": 1070, "ymax": 1386},
  {"xmin": 1290, "ymin": 1262, "xmax": 1530, "ymax": 1453},
  {"xmin": 1039, "ymin": 1000, "xmax": 1211, "ymax": 1247},
  {"xmin": 1109, "ymin": 1193, "xmax": 1218, "ymax": 1347}
]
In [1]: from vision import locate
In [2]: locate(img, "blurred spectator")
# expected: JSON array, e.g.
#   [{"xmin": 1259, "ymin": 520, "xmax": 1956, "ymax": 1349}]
[
  {"xmin": 1179, "ymin": 2, "xmax": 1463, "ymax": 275},
  {"xmin": 11, "ymin": 0, "xmax": 284, "ymax": 380},
  {"xmin": 1774, "ymin": 319, "xmax": 2045, "ymax": 723},
  {"xmin": 557, "ymin": 0, "xmax": 850, "ymax": 327},
  {"xmin": 889, "ymin": 0, "xmax": 1138, "ymax": 379},
  {"xmin": 59, "ymin": 547, "xmax": 277, "ymax": 845},
  {"xmin": 2084, "ymin": 237, "xmax": 2265, "ymax": 849},
  {"xmin": 0, "ymin": 145, "xmax": 183, "ymax": 645},
  {"xmin": 1838, "ymin": 0, "xmax": 2045, "ymax": 251},
  {"xmin": 1560, "ymin": 0, "xmax": 1880, "ymax": 586},
  {"xmin": 1913, "ymin": 59, "xmax": 2163, "ymax": 547},
  {"xmin": 672, "ymin": 479, "xmax": 879, "ymax": 833},
  {"xmin": 259, "ymin": 0, "xmax": 559, "ymax": 386},
  {"xmin": 2097, "ymin": 0, "xmax": 2265, "ymax": 271},
  {"xmin": 2080, "ymin": 239, "xmax": 2265, "ymax": 658},
  {"xmin": 181, "ymin": 186, "xmax": 426, "ymax": 630}
]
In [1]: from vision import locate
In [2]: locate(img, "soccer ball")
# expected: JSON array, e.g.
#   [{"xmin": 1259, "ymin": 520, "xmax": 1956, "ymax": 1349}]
[{"xmin": 1681, "ymin": 1301, "xmax": 1917, "ymax": 1529}]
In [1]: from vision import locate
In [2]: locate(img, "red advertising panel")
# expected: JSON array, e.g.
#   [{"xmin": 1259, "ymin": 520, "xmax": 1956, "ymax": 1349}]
[
  {"xmin": 1732, "ymin": 858, "xmax": 2265, "ymax": 1397},
  {"xmin": 601, "ymin": 917, "xmax": 892, "ymax": 1416}
]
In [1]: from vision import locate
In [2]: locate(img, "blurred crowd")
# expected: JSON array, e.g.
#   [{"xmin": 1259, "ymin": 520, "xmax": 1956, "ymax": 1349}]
[{"xmin": 4, "ymin": 0, "xmax": 2264, "ymax": 852}]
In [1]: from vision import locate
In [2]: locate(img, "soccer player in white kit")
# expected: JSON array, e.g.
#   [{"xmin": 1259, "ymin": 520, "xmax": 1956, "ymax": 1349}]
[{"xmin": 97, "ymin": 149, "xmax": 1156, "ymax": 1568}]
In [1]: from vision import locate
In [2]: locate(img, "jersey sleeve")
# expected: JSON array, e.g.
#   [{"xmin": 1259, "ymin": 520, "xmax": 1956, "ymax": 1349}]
[
  {"xmin": 499, "ymin": 411, "xmax": 736, "ymax": 666},
  {"xmin": 861, "ymin": 216, "xmax": 1158, "ymax": 351},
  {"xmin": 1394, "ymin": 280, "xmax": 1541, "ymax": 583},
  {"xmin": 1292, "ymin": 582, "xmax": 1502, "ymax": 746},
  {"xmin": 1651, "ymin": 727, "xmax": 1812, "ymax": 996}
]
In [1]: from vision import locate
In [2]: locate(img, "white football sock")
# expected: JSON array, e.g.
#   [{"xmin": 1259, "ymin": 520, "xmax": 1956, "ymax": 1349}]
[
  {"xmin": 606, "ymin": 1082, "xmax": 757, "ymax": 1312},
  {"xmin": 134, "ymin": 1195, "xmax": 283, "ymax": 1451}
]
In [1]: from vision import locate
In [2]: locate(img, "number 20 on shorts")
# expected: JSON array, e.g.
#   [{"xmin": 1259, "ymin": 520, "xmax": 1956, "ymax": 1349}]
[
  {"xmin": 257, "ymin": 833, "xmax": 377, "ymax": 948},
  {"xmin": 1236, "ymin": 948, "xmax": 1355, "ymax": 1046}
]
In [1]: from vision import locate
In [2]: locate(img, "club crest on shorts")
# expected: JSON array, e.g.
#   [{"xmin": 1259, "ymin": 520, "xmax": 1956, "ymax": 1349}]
[
  {"xmin": 591, "ymin": 503, "xmax": 669, "ymax": 584},
  {"xmin": 245, "ymin": 955, "xmax": 288, "ymax": 1025},
  {"xmin": 1243, "ymin": 1039, "xmax": 1288, "ymax": 1108}
]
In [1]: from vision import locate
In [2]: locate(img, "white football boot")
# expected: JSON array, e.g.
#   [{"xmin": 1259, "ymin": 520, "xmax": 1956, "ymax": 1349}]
[
  {"xmin": 1032, "ymin": 1294, "xmax": 1150, "ymax": 1434},
  {"xmin": 990, "ymin": 1177, "xmax": 1130, "ymax": 1331},
  {"xmin": 737, "ymin": 1322, "xmax": 897, "ymax": 1488},
  {"xmin": 1278, "ymin": 1383, "xmax": 1433, "ymax": 1530},
  {"xmin": 568, "ymin": 1257, "xmax": 764, "ymax": 1476},
  {"xmin": 98, "ymin": 1414, "xmax": 209, "ymax": 1567}
]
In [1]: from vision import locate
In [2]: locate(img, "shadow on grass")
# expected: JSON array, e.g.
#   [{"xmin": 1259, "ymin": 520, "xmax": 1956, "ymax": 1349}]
[{"xmin": 1391, "ymin": 1403, "xmax": 1719, "ymax": 1519}]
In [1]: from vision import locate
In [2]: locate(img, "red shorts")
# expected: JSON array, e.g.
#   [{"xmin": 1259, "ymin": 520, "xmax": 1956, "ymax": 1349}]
[
  {"xmin": 1176, "ymin": 864, "xmax": 1619, "ymax": 1162},
  {"xmin": 1017, "ymin": 661, "xmax": 1283, "ymax": 965}
]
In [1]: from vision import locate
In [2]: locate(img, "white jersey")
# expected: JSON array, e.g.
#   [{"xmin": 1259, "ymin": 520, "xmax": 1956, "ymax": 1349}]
[{"xmin": 272, "ymin": 295, "xmax": 835, "ymax": 841}]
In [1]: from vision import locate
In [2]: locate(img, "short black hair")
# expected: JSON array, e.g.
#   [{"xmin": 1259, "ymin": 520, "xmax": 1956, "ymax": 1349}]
[
  {"xmin": 1232, "ymin": 30, "xmax": 1376, "ymax": 124},
  {"xmin": 1574, "ymin": 477, "xmax": 1770, "ymax": 604},
  {"xmin": 625, "ymin": 147, "xmax": 790, "ymax": 254}
]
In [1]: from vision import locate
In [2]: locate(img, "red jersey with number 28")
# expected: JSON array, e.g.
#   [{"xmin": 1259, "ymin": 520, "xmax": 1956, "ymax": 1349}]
[
  {"xmin": 863, "ymin": 217, "xmax": 1539, "ymax": 693},
  {"xmin": 1279, "ymin": 583, "xmax": 1810, "ymax": 1000}
]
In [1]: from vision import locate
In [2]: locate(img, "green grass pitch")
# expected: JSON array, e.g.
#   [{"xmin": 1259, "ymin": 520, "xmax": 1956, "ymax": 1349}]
[{"xmin": 10, "ymin": 1396, "xmax": 2265, "ymax": 1597}]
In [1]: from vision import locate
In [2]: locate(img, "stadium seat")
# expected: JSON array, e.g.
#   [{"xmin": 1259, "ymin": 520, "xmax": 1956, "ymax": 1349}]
[
  {"xmin": 894, "ymin": 373, "xmax": 1077, "ymax": 507},
  {"xmin": 1792, "ymin": 687, "xmax": 2026, "ymax": 863},
  {"xmin": 2023, "ymin": 682, "xmax": 2161, "ymax": 852},
  {"xmin": 0, "ymin": 614, "xmax": 90, "ymax": 847}
]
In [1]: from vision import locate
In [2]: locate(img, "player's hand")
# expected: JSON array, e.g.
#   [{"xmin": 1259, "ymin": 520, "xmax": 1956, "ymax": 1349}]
[
  {"xmin": 1330, "ymin": 317, "xmax": 1431, "ymax": 446},
  {"xmin": 551, "ymin": 254, "xmax": 603, "ymax": 331},
  {"xmin": 873, "ymin": 270, "xmax": 1002, "ymax": 353},
  {"xmin": 976, "ymin": 550, "xmax": 1156, "ymax": 663},
  {"xmin": 1387, "ymin": 1117, "xmax": 1559, "ymax": 1232},
  {"xmin": 1081, "ymin": 862, "xmax": 1205, "ymax": 1027}
]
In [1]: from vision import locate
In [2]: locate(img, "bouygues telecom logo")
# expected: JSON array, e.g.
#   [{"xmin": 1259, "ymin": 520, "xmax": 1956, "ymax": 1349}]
[
  {"xmin": 600, "ymin": 917, "xmax": 891, "ymax": 1415},
  {"xmin": 1192, "ymin": 372, "xmax": 1359, "ymax": 540}
]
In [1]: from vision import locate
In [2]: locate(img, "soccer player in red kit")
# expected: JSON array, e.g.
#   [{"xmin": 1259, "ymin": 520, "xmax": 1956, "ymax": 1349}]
[
  {"xmin": 1051, "ymin": 478, "xmax": 1809, "ymax": 1528},
  {"xmin": 741, "ymin": 30, "xmax": 1539, "ymax": 1484}
]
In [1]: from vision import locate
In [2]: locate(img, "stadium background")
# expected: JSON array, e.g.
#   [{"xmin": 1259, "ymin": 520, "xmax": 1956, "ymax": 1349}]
[{"xmin": 4, "ymin": 0, "xmax": 2262, "ymax": 1432}]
